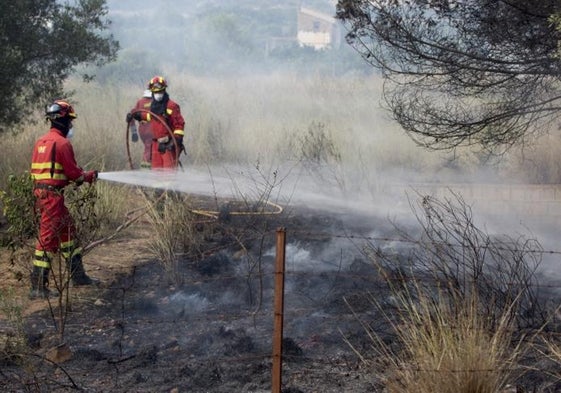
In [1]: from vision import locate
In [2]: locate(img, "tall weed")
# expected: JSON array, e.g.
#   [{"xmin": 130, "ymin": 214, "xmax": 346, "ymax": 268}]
[
  {"xmin": 346, "ymin": 193, "xmax": 547, "ymax": 392},
  {"xmin": 143, "ymin": 191, "xmax": 203, "ymax": 286}
]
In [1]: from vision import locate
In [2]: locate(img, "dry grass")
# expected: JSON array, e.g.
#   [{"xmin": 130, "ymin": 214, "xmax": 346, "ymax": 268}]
[
  {"xmin": 142, "ymin": 191, "xmax": 205, "ymax": 287},
  {"xmin": 65, "ymin": 73, "xmax": 447, "ymax": 180},
  {"xmin": 340, "ymin": 192, "xmax": 553, "ymax": 392},
  {"xmin": 3, "ymin": 71, "xmax": 558, "ymax": 194},
  {"xmin": 2, "ymin": 71, "xmax": 561, "ymax": 191},
  {"xmin": 380, "ymin": 288, "xmax": 518, "ymax": 393},
  {"xmin": 342, "ymin": 277, "xmax": 526, "ymax": 392}
]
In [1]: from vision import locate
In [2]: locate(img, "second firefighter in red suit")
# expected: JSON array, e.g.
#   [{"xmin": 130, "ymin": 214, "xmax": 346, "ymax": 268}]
[{"xmin": 131, "ymin": 76, "xmax": 185, "ymax": 170}]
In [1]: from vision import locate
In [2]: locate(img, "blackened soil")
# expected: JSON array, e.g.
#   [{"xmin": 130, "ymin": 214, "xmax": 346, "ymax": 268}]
[{"xmin": 0, "ymin": 203, "xmax": 396, "ymax": 392}]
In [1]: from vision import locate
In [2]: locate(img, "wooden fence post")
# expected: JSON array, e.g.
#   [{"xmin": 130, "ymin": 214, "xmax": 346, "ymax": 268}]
[{"xmin": 271, "ymin": 227, "xmax": 286, "ymax": 393}]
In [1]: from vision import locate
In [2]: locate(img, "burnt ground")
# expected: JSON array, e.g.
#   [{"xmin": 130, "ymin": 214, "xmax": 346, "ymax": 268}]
[
  {"xmin": 0, "ymin": 196, "xmax": 401, "ymax": 393},
  {"xmin": 3, "ymin": 194, "xmax": 561, "ymax": 392}
]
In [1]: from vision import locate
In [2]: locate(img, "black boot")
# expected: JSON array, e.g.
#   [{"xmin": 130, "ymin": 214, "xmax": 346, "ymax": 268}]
[
  {"xmin": 29, "ymin": 266, "xmax": 57, "ymax": 299},
  {"xmin": 68, "ymin": 254, "xmax": 98, "ymax": 286}
]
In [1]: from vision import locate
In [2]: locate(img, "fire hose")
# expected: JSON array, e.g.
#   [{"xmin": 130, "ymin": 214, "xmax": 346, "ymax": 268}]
[
  {"xmin": 190, "ymin": 201, "xmax": 283, "ymax": 220},
  {"xmin": 125, "ymin": 109, "xmax": 183, "ymax": 170}
]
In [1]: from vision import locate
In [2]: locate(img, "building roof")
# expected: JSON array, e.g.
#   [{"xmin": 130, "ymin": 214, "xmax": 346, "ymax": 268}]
[{"xmin": 299, "ymin": 6, "xmax": 336, "ymax": 24}]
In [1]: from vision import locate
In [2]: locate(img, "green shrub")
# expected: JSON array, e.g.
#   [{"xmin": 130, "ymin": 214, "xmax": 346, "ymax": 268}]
[{"xmin": 0, "ymin": 173, "xmax": 35, "ymax": 248}]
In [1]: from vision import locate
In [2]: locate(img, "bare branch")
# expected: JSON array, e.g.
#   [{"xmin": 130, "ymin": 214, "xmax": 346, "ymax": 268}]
[{"xmin": 336, "ymin": 0, "xmax": 561, "ymax": 150}]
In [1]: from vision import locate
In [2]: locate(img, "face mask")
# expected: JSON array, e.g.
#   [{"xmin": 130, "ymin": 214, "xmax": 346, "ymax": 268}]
[
  {"xmin": 153, "ymin": 93, "xmax": 164, "ymax": 102},
  {"xmin": 67, "ymin": 127, "xmax": 74, "ymax": 139}
]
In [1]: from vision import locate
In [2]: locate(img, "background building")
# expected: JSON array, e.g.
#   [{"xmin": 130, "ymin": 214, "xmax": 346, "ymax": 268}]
[{"xmin": 297, "ymin": 6, "xmax": 341, "ymax": 50}]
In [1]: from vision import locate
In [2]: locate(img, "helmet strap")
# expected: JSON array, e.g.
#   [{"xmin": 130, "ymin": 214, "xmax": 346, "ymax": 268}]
[{"xmin": 51, "ymin": 117, "xmax": 71, "ymax": 135}]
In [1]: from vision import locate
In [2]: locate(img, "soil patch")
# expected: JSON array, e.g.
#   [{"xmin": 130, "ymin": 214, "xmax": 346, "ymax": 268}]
[{"xmin": 0, "ymin": 198, "xmax": 391, "ymax": 392}]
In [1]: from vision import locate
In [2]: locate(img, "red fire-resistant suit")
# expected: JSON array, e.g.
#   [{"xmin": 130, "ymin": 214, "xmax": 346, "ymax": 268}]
[
  {"xmin": 129, "ymin": 94, "xmax": 153, "ymax": 167},
  {"xmin": 139, "ymin": 98, "xmax": 185, "ymax": 170},
  {"xmin": 30, "ymin": 127, "xmax": 96, "ymax": 268}
]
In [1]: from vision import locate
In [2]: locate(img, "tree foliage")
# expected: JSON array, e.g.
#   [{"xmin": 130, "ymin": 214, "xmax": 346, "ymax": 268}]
[
  {"xmin": 336, "ymin": 0, "xmax": 561, "ymax": 152},
  {"xmin": 0, "ymin": 0, "xmax": 118, "ymax": 132}
]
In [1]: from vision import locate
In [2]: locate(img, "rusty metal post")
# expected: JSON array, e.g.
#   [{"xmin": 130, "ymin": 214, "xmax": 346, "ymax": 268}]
[{"xmin": 272, "ymin": 227, "xmax": 286, "ymax": 393}]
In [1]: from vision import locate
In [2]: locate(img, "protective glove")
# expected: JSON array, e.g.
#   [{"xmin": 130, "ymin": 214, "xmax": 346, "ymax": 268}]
[
  {"xmin": 130, "ymin": 123, "xmax": 139, "ymax": 142},
  {"xmin": 84, "ymin": 170, "xmax": 98, "ymax": 184},
  {"xmin": 157, "ymin": 136, "xmax": 169, "ymax": 153},
  {"xmin": 126, "ymin": 112, "xmax": 133, "ymax": 123},
  {"xmin": 158, "ymin": 141, "xmax": 168, "ymax": 153},
  {"xmin": 132, "ymin": 112, "xmax": 142, "ymax": 121},
  {"xmin": 159, "ymin": 139, "xmax": 178, "ymax": 153}
]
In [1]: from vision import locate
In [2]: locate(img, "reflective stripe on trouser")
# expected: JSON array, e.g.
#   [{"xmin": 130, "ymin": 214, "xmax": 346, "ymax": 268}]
[
  {"xmin": 60, "ymin": 240, "xmax": 82, "ymax": 260},
  {"xmin": 34, "ymin": 243, "xmax": 82, "ymax": 268},
  {"xmin": 33, "ymin": 250, "xmax": 53, "ymax": 269}
]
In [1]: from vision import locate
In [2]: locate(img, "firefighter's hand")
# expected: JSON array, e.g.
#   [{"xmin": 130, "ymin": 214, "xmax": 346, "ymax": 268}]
[
  {"xmin": 157, "ymin": 136, "xmax": 169, "ymax": 153},
  {"xmin": 84, "ymin": 170, "xmax": 98, "ymax": 184},
  {"xmin": 175, "ymin": 136, "xmax": 185, "ymax": 152},
  {"xmin": 132, "ymin": 112, "xmax": 142, "ymax": 121},
  {"xmin": 126, "ymin": 113, "xmax": 133, "ymax": 123}
]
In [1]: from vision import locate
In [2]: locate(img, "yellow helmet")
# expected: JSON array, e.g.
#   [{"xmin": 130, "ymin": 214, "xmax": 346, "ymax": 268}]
[
  {"xmin": 45, "ymin": 100, "xmax": 77, "ymax": 120},
  {"xmin": 148, "ymin": 75, "xmax": 167, "ymax": 92}
]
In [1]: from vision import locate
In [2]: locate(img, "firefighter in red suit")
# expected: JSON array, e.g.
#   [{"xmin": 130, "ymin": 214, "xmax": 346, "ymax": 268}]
[
  {"xmin": 29, "ymin": 100, "xmax": 99, "ymax": 299},
  {"xmin": 128, "ymin": 89, "xmax": 153, "ymax": 168},
  {"xmin": 129, "ymin": 76, "xmax": 185, "ymax": 170}
]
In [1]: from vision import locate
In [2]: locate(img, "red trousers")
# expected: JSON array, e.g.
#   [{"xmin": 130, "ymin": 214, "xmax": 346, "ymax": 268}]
[
  {"xmin": 150, "ymin": 141, "xmax": 179, "ymax": 169},
  {"xmin": 33, "ymin": 189, "xmax": 76, "ymax": 261}
]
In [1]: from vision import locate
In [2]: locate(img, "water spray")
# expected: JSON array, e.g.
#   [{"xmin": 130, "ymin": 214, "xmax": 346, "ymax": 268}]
[
  {"xmin": 96, "ymin": 169, "xmax": 283, "ymax": 219},
  {"xmin": 99, "ymin": 112, "xmax": 286, "ymax": 219}
]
